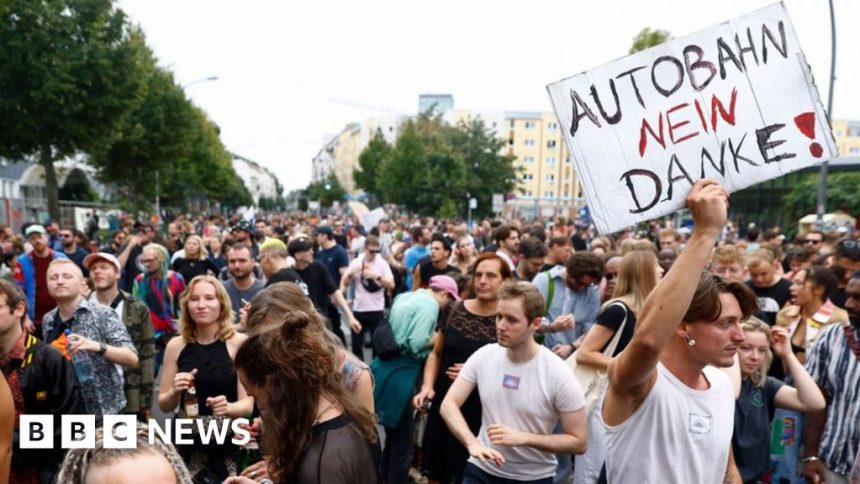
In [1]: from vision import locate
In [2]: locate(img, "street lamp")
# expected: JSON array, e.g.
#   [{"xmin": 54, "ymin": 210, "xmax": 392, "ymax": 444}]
[{"xmin": 182, "ymin": 76, "xmax": 219, "ymax": 89}]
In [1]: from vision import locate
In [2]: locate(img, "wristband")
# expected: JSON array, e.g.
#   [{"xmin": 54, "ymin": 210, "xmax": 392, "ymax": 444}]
[{"xmin": 803, "ymin": 456, "xmax": 820, "ymax": 463}]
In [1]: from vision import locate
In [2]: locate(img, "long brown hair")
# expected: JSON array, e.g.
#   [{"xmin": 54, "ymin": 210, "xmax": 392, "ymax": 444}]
[
  {"xmin": 234, "ymin": 312, "xmax": 377, "ymax": 482},
  {"xmin": 245, "ymin": 281, "xmax": 328, "ymax": 336}
]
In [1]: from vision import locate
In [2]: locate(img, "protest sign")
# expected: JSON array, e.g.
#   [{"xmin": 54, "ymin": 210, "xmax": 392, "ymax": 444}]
[{"xmin": 547, "ymin": 2, "xmax": 836, "ymax": 234}]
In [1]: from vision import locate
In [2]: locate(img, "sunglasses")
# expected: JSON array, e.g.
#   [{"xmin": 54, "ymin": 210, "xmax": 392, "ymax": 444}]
[
  {"xmin": 60, "ymin": 234, "xmax": 73, "ymax": 238},
  {"xmin": 605, "ymin": 273, "xmax": 617, "ymax": 281},
  {"xmin": 804, "ymin": 239, "xmax": 821, "ymax": 244},
  {"xmin": 367, "ymin": 249, "xmax": 381, "ymax": 254}
]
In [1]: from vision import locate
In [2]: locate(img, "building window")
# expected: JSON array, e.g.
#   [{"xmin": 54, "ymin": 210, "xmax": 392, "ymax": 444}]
[
  {"xmin": 565, "ymin": 156, "xmax": 571, "ymax": 164},
  {"xmin": 526, "ymin": 190, "xmax": 533, "ymax": 198},
  {"xmin": 546, "ymin": 157, "xmax": 556, "ymax": 165},
  {"xmin": 525, "ymin": 122, "xmax": 535, "ymax": 129},
  {"xmin": 545, "ymin": 174, "xmax": 555, "ymax": 183},
  {"xmin": 544, "ymin": 191, "xmax": 554, "ymax": 198},
  {"xmin": 524, "ymin": 139, "xmax": 535, "ymax": 146},
  {"xmin": 510, "ymin": 120, "xmax": 515, "ymax": 128},
  {"xmin": 850, "ymin": 147, "xmax": 860, "ymax": 154},
  {"xmin": 522, "ymin": 173, "xmax": 534, "ymax": 181},
  {"xmin": 547, "ymin": 140, "xmax": 557, "ymax": 148},
  {"xmin": 548, "ymin": 122, "xmax": 558, "ymax": 130},
  {"xmin": 848, "ymin": 128, "xmax": 860, "ymax": 136}
]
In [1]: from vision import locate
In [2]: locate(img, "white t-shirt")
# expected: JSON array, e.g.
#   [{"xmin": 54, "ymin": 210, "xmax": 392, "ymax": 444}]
[
  {"xmin": 460, "ymin": 343, "xmax": 585, "ymax": 480},
  {"xmin": 604, "ymin": 363, "xmax": 734, "ymax": 484}
]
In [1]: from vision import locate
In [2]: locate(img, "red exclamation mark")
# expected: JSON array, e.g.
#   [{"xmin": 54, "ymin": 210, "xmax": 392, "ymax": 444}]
[{"xmin": 794, "ymin": 112, "xmax": 823, "ymax": 158}]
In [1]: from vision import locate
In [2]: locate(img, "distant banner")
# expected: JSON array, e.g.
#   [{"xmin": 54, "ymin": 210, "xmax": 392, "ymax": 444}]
[{"xmin": 547, "ymin": 2, "xmax": 836, "ymax": 234}]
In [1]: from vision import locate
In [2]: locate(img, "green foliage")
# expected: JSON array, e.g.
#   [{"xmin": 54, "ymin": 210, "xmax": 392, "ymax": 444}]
[
  {"xmin": 629, "ymin": 28, "xmax": 672, "ymax": 54},
  {"xmin": 368, "ymin": 111, "xmax": 518, "ymax": 217},
  {"xmin": 59, "ymin": 168, "xmax": 99, "ymax": 202},
  {"xmin": 0, "ymin": 0, "xmax": 150, "ymax": 218},
  {"xmin": 305, "ymin": 174, "xmax": 346, "ymax": 207},
  {"xmin": 785, "ymin": 172, "xmax": 860, "ymax": 222},
  {"xmin": 353, "ymin": 130, "xmax": 390, "ymax": 201}
]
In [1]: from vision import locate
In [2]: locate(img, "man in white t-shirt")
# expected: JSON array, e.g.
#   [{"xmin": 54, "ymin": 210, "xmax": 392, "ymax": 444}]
[
  {"xmin": 440, "ymin": 281, "xmax": 587, "ymax": 483},
  {"xmin": 602, "ymin": 179, "xmax": 758, "ymax": 484}
]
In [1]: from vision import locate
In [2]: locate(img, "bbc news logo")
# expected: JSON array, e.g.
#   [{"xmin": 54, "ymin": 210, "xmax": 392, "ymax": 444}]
[{"xmin": 20, "ymin": 415, "xmax": 252, "ymax": 449}]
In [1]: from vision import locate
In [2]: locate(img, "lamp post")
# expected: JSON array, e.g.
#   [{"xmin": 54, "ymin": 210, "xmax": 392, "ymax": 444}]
[{"xmin": 816, "ymin": 0, "xmax": 837, "ymax": 229}]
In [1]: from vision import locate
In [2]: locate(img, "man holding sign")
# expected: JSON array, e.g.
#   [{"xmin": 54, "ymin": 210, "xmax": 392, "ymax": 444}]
[{"xmin": 602, "ymin": 179, "xmax": 757, "ymax": 484}]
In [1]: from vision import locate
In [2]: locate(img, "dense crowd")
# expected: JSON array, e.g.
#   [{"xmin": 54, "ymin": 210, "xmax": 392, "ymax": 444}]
[{"xmin": 0, "ymin": 180, "xmax": 858, "ymax": 483}]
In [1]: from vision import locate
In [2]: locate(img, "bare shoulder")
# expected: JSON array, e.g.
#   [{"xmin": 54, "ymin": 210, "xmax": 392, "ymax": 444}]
[
  {"xmin": 226, "ymin": 332, "xmax": 248, "ymax": 355},
  {"xmin": 165, "ymin": 335, "xmax": 187, "ymax": 353}
]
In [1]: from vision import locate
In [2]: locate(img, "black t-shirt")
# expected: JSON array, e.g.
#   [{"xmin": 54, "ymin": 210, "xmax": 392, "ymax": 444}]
[
  {"xmin": 295, "ymin": 262, "xmax": 338, "ymax": 314},
  {"xmin": 120, "ymin": 244, "xmax": 145, "ymax": 292},
  {"xmin": 596, "ymin": 301, "xmax": 636, "ymax": 356},
  {"xmin": 733, "ymin": 377, "xmax": 784, "ymax": 482},
  {"xmin": 64, "ymin": 247, "xmax": 91, "ymax": 277},
  {"xmin": 266, "ymin": 267, "xmax": 309, "ymax": 295},
  {"xmin": 747, "ymin": 278, "xmax": 792, "ymax": 326},
  {"xmin": 417, "ymin": 261, "xmax": 461, "ymax": 288},
  {"xmin": 172, "ymin": 257, "xmax": 218, "ymax": 284},
  {"xmin": 294, "ymin": 413, "xmax": 380, "ymax": 484}
]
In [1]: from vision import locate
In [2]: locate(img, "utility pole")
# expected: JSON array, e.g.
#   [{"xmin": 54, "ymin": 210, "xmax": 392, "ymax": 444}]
[{"xmin": 816, "ymin": 0, "xmax": 837, "ymax": 229}]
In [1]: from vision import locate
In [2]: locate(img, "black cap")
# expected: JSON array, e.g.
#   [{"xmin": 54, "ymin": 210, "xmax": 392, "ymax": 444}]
[
  {"xmin": 315, "ymin": 225, "xmax": 334, "ymax": 237},
  {"xmin": 232, "ymin": 220, "xmax": 253, "ymax": 233}
]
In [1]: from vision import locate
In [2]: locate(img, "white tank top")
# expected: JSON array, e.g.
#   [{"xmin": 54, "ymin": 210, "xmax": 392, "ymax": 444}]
[{"xmin": 604, "ymin": 363, "xmax": 734, "ymax": 484}]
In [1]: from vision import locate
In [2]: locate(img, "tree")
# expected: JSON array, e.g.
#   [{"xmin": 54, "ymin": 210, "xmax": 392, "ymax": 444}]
[
  {"xmin": 785, "ymin": 172, "xmax": 860, "ymax": 223},
  {"xmin": 371, "ymin": 112, "xmax": 518, "ymax": 217},
  {"xmin": 90, "ymin": 58, "xmax": 197, "ymax": 209},
  {"xmin": 59, "ymin": 168, "xmax": 99, "ymax": 202},
  {"xmin": 0, "ymin": 0, "xmax": 149, "ymax": 219},
  {"xmin": 629, "ymin": 27, "xmax": 671, "ymax": 54},
  {"xmin": 305, "ymin": 174, "xmax": 346, "ymax": 207},
  {"xmin": 353, "ymin": 129, "xmax": 391, "ymax": 203}
]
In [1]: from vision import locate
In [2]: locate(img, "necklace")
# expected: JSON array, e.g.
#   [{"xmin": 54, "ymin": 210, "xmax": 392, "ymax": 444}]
[{"xmin": 313, "ymin": 400, "xmax": 338, "ymax": 426}]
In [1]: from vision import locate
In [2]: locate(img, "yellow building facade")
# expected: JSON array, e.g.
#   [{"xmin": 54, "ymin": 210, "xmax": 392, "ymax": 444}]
[{"xmin": 832, "ymin": 119, "xmax": 860, "ymax": 156}]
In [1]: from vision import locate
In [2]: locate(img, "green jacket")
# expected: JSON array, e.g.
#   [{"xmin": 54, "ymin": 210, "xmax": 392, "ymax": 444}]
[{"xmin": 118, "ymin": 292, "xmax": 155, "ymax": 413}]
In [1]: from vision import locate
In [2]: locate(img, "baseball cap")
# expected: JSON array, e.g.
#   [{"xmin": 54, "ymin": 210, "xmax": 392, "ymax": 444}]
[
  {"xmin": 287, "ymin": 237, "xmax": 314, "ymax": 257},
  {"xmin": 83, "ymin": 252, "xmax": 122, "ymax": 272},
  {"xmin": 315, "ymin": 225, "xmax": 334, "ymax": 237},
  {"xmin": 232, "ymin": 220, "xmax": 253, "ymax": 233},
  {"xmin": 25, "ymin": 225, "xmax": 47, "ymax": 236},
  {"xmin": 429, "ymin": 275, "xmax": 461, "ymax": 301}
]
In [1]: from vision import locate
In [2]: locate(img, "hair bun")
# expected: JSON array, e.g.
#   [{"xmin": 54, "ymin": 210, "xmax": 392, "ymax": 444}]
[{"xmin": 280, "ymin": 311, "xmax": 311, "ymax": 336}]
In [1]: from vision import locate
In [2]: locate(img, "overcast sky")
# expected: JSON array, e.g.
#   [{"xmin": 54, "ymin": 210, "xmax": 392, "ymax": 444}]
[{"xmin": 118, "ymin": 0, "xmax": 859, "ymax": 193}]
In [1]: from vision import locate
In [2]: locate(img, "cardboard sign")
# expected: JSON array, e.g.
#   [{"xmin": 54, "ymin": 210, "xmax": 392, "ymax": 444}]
[{"xmin": 547, "ymin": 2, "xmax": 836, "ymax": 234}]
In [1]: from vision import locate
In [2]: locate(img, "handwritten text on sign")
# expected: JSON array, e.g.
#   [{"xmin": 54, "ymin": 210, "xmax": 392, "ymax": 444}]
[{"xmin": 547, "ymin": 3, "xmax": 836, "ymax": 234}]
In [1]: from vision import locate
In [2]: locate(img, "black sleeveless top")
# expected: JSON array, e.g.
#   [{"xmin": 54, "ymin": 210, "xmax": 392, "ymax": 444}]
[{"xmin": 177, "ymin": 339, "xmax": 238, "ymax": 416}]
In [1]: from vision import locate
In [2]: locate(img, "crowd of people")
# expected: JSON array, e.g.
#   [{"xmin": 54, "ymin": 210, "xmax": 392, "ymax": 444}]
[{"xmin": 0, "ymin": 180, "xmax": 858, "ymax": 483}]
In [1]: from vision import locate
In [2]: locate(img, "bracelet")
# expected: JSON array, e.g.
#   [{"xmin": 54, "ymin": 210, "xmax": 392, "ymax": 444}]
[{"xmin": 803, "ymin": 456, "xmax": 820, "ymax": 463}]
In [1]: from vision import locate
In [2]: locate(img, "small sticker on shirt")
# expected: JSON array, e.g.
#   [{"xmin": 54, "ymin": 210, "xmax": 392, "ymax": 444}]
[
  {"xmin": 688, "ymin": 413, "xmax": 712, "ymax": 436},
  {"xmin": 502, "ymin": 374, "xmax": 520, "ymax": 390}
]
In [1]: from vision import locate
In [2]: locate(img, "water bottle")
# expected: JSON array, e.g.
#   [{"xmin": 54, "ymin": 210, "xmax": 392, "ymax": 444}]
[{"xmin": 65, "ymin": 330, "xmax": 93, "ymax": 384}]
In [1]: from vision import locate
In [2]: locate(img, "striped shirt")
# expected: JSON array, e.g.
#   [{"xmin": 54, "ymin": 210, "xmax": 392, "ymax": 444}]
[{"xmin": 806, "ymin": 322, "xmax": 860, "ymax": 475}]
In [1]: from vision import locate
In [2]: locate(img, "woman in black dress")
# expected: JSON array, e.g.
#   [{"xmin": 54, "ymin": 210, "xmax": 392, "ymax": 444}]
[
  {"xmin": 413, "ymin": 253, "xmax": 513, "ymax": 483},
  {"xmin": 157, "ymin": 275, "xmax": 253, "ymax": 480},
  {"xmin": 172, "ymin": 235, "xmax": 219, "ymax": 284}
]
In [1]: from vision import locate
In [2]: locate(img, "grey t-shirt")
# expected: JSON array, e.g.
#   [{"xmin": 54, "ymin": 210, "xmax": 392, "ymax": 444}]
[{"xmin": 222, "ymin": 278, "xmax": 265, "ymax": 317}]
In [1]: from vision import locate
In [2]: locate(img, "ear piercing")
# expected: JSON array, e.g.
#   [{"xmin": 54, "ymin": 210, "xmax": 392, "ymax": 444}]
[{"xmin": 683, "ymin": 333, "xmax": 696, "ymax": 347}]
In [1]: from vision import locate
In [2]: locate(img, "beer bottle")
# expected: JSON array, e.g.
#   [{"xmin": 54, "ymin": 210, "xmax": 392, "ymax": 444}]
[
  {"xmin": 184, "ymin": 382, "xmax": 199, "ymax": 418},
  {"xmin": 237, "ymin": 414, "xmax": 263, "ymax": 473}
]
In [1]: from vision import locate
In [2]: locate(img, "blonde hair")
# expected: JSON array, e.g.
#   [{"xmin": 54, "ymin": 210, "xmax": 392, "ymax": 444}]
[
  {"xmin": 619, "ymin": 239, "xmax": 657, "ymax": 256},
  {"xmin": 746, "ymin": 248, "xmax": 775, "ymax": 269},
  {"xmin": 47, "ymin": 258, "xmax": 84, "ymax": 279},
  {"xmin": 741, "ymin": 317, "xmax": 773, "ymax": 387},
  {"xmin": 608, "ymin": 250, "xmax": 660, "ymax": 314},
  {"xmin": 712, "ymin": 244, "xmax": 746, "ymax": 266},
  {"xmin": 178, "ymin": 275, "xmax": 235, "ymax": 343},
  {"xmin": 183, "ymin": 235, "xmax": 208, "ymax": 261},
  {"xmin": 58, "ymin": 423, "xmax": 192, "ymax": 483}
]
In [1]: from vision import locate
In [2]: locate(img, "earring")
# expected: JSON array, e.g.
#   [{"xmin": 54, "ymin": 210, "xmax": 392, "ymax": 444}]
[{"xmin": 683, "ymin": 333, "xmax": 696, "ymax": 347}]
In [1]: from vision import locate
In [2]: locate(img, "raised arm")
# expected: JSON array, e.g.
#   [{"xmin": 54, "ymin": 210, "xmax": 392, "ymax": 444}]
[
  {"xmin": 771, "ymin": 326, "xmax": 826, "ymax": 411},
  {"xmin": 606, "ymin": 180, "xmax": 727, "ymax": 410}
]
